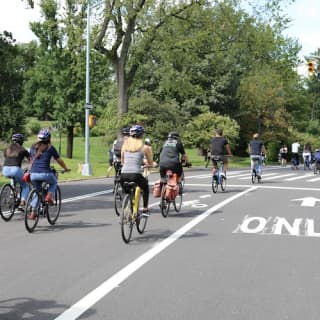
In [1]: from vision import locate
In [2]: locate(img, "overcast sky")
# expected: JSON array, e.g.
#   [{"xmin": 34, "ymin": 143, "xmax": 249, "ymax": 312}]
[{"xmin": 0, "ymin": 0, "xmax": 319, "ymax": 73}]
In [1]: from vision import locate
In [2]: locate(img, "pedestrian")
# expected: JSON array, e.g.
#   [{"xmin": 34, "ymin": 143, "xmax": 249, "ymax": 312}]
[
  {"xmin": 279, "ymin": 145, "xmax": 288, "ymax": 167},
  {"xmin": 291, "ymin": 140, "xmax": 300, "ymax": 169}
]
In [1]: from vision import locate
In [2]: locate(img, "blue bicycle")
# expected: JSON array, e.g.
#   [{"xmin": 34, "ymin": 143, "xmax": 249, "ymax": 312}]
[
  {"xmin": 251, "ymin": 156, "xmax": 262, "ymax": 184},
  {"xmin": 211, "ymin": 157, "xmax": 226, "ymax": 193}
]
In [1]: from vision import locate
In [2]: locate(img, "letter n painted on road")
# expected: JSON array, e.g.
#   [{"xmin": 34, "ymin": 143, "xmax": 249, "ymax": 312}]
[{"xmin": 272, "ymin": 217, "xmax": 302, "ymax": 236}]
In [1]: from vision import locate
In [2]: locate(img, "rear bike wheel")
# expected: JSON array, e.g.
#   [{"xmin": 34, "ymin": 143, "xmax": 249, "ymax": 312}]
[
  {"xmin": 251, "ymin": 169, "xmax": 256, "ymax": 184},
  {"xmin": 25, "ymin": 189, "xmax": 40, "ymax": 233},
  {"xmin": 47, "ymin": 186, "xmax": 61, "ymax": 225},
  {"xmin": 220, "ymin": 176, "xmax": 226, "ymax": 191},
  {"xmin": 136, "ymin": 192, "xmax": 147, "ymax": 234},
  {"xmin": 160, "ymin": 185, "xmax": 170, "ymax": 217},
  {"xmin": 174, "ymin": 185, "xmax": 183, "ymax": 212},
  {"xmin": 180, "ymin": 171, "xmax": 185, "ymax": 192},
  {"xmin": 212, "ymin": 175, "xmax": 218, "ymax": 193},
  {"xmin": 0, "ymin": 184, "xmax": 15, "ymax": 221},
  {"xmin": 121, "ymin": 194, "xmax": 133, "ymax": 243},
  {"xmin": 114, "ymin": 182, "xmax": 123, "ymax": 216}
]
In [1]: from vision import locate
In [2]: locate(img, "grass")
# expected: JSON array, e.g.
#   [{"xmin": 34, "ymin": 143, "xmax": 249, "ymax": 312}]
[{"xmin": 0, "ymin": 134, "xmax": 253, "ymax": 185}]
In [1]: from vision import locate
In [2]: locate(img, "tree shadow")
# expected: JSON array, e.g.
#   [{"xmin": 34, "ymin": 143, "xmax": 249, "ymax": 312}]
[{"xmin": 0, "ymin": 297, "xmax": 95, "ymax": 320}]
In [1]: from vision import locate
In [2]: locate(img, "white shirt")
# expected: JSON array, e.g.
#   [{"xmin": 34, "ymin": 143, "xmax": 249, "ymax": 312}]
[{"xmin": 292, "ymin": 142, "xmax": 300, "ymax": 153}]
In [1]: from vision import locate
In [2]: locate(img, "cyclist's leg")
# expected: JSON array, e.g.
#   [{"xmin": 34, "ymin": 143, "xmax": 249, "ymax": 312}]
[{"xmin": 135, "ymin": 174, "xmax": 149, "ymax": 213}]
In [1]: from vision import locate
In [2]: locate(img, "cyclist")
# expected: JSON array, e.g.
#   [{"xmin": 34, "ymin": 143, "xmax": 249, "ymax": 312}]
[
  {"xmin": 248, "ymin": 133, "xmax": 266, "ymax": 180},
  {"xmin": 2, "ymin": 133, "xmax": 31, "ymax": 208},
  {"xmin": 291, "ymin": 140, "xmax": 300, "ymax": 169},
  {"xmin": 159, "ymin": 132, "xmax": 190, "ymax": 184},
  {"xmin": 279, "ymin": 145, "xmax": 288, "ymax": 167},
  {"xmin": 314, "ymin": 149, "xmax": 320, "ymax": 169},
  {"xmin": 28, "ymin": 129, "xmax": 70, "ymax": 219},
  {"xmin": 120, "ymin": 125, "xmax": 153, "ymax": 216},
  {"xmin": 113, "ymin": 127, "xmax": 130, "ymax": 162},
  {"xmin": 143, "ymin": 138, "xmax": 157, "ymax": 177},
  {"xmin": 302, "ymin": 142, "xmax": 312, "ymax": 170},
  {"xmin": 210, "ymin": 128, "xmax": 233, "ymax": 178}
]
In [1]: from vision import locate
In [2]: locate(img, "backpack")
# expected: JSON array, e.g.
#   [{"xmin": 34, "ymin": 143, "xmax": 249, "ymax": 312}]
[
  {"xmin": 113, "ymin": 137, "xmax": 125, "ymax": 157},
  {"xmin": 314, "ymin": 152, "xmax": 320, "ymax": 161},
  {"xmin": 152, "ymin": 180, "xmax": 161, "ymax": 198}
]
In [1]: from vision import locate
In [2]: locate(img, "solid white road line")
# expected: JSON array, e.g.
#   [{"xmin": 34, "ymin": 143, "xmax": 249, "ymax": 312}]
[{"xmin": 54, "ymin": 187, "xmax": 256, "ymax": 320}]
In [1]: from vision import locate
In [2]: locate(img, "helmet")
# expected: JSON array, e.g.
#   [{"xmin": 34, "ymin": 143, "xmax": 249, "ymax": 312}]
[
  {"xmin": 37, "ymin": 129, "xmax": 51, "ymax": 142},
  {"xmin": 121, "ymin": 127, "xmax": 130, "ymax": 136},
  {"xmin": 168, "ymin": 131, "xmax": 180, "ymax": 139},
  {"xmin": 12, "ymin": 133, "xmax": 24, "ymax": 145},
  {"xmin": 129, "ymin": 125, "xmax": 144, "ymax": 137},
  {"xmin": 145, "ymin": 138, "xmax": 151, "ymax": 146}
]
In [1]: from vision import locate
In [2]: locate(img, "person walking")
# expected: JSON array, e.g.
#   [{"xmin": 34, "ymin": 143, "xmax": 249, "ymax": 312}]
[
  {"xmin": 279, "ymin": 145, "xmax": 288, "ymax": 167},
  {"xmin": 291, "ymin": 140, "xmax": 300, "ymax": 169}
]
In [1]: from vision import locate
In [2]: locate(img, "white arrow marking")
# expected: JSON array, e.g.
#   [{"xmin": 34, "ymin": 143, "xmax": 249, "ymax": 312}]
[{"xmin": 291, "ymin": 197, "xmax": 320, "ymax": 207}]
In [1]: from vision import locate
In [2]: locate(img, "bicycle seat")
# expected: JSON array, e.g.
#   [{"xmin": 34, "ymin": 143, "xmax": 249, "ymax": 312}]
[{"xmin": 122, "ymin": 181, "xmax": 137, "ymax": 193}]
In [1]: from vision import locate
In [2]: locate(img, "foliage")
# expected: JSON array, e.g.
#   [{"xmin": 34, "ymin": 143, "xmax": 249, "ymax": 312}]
[{"xmin": 184, "ymin": 111, "xmax": 240, "ymax": 150}]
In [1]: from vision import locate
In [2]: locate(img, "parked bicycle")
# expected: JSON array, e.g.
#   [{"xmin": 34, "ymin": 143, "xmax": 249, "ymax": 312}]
[
  {"xmin": 251, "ymin": 156, "xmax": 262, "ymax": 184},
  {"xmin": 211, "ymin": 157, "xmax": 227, "ymax": 192},
  {"xmin": 0, "ymin": 177, "xmax": 23, "ymax": 221},
  {"xmin": 24, "ymin": 167, "xmax": 68, "ymax": 233}
]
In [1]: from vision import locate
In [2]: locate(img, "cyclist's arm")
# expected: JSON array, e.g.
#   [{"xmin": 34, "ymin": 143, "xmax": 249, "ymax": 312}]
[
  {"xmin": 56, "ymin": 158, "xmax": 69, "ymax": 171},
  {"xmin": 143, "ymin": 145, "xmax": 153, "ymax": 167},
  {"xmin": 226, "ymin": 144, "xmax": 233, "ymax": 156}
]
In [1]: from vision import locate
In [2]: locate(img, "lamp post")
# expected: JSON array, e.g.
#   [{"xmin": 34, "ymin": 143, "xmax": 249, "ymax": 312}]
[{"xmin": 82, "ymin": 1, "xmax": 93, "ymax": 176}]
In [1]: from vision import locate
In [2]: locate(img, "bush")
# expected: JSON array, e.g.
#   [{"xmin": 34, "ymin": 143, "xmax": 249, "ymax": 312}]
[{"xmin": 27, "ymin": 119, "xmax": 41, "ymax": 135}]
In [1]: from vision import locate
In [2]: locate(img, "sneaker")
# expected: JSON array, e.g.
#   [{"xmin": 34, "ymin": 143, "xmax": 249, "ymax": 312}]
[
  {"xmin": 142, "ymin": 210, "xmax": 150, "ymax": 217},
  {"xmin": 28, "ymin": 211, "xmax": 37, "ymax": 220}
]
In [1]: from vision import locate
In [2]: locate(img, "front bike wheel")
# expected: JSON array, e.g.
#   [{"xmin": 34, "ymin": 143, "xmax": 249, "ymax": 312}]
[
  {"xmin": 25, "ymin": 189, "xmax": 40, "ymax": 233},
  {"xmin": 47, "ymin": 186, "xmax": 61, "ymax": 225},
  {"xmin": 114, "ymin": 182, "xmax": 123, "ymax": 216},
  {"xmin": 160, "ymin": 185, "xmax": 170, "ymax": 218},
  {"xmin": 212, "ymin": 176, "xmax": 218, "ymax": 193},
  {"xmin": 220, "ymin": 176, "xmax": 226, "ymax": 191},
  {"xmin": 0, "ymin": 184, "xmax": 15, "ymax": 222},
  {"xmin": 121, "ymin": 194, "xmax": 133, "ymax": 243}
]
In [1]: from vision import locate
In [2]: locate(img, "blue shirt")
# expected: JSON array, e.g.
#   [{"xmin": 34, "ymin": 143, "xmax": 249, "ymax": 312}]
[{"xmin": 30, "ymin": 144, "xmax": 60, "ymax": 173}]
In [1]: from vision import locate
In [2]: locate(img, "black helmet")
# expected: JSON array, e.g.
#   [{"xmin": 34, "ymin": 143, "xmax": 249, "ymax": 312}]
[
  {"xmin": 168, "ymin": 131, "xmax": 180, "ymax": 139},
  {"xmin": 130, "ymin": 125, "xmax": 144, "ymax": 138},
  {"xmin": 37, "ymin": 128, "xmax": 51, "ymax": 142},
  {"xmin": 12, "ymin": 133, "xmax": 24, "ymax": 145},
  {"xmin": 121, "ymin": 127, "xmax": 130, "ymax": 136}
]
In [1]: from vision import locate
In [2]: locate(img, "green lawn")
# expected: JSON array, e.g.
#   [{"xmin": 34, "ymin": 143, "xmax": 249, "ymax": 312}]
[{"xmin": 0, "ymin": 134, "xmax": 253, "ymax": 185}]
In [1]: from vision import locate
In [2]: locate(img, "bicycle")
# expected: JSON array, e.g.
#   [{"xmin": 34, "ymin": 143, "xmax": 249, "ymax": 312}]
[
  {"xmin": 120, "ymin": 181, "xmax": 148, "ymax": 244},
  {"xmin": 113, "ymin": 160, "xmax": 123, "ymax": 216},
  {"xmin": 160, "ymin": 170, "xmax": 183, "ymax": 218},
  {"xmin": 24, "ymin": 168, "xmax": 67, "ymax": 233},
  {"xmin": 211, "ymin": 157, "xmax": 227, "ymax": 193},
  {"xmin": 0, "ymin": 177, "xmax": 23, "ymax": 222},
  {"xmin": 303, "ymin": 154, "xmax": 311, "ymax": 170},
  {"xmin": 313, "ymin": 160, "xmax": 320, "ymax": 175},
  {"xmin": 251, "ymin": 156, "xmax": 262, "ymax": 184}
]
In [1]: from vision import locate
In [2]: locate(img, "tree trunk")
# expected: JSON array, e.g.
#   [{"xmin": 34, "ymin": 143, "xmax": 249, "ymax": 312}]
[
  {"xmin": 117, "ymin": 63, "xmax": 129, "ymax": 115},
  {"xmin": 66, "ymin": 126, "xmax": 74, "ymax": 159}
]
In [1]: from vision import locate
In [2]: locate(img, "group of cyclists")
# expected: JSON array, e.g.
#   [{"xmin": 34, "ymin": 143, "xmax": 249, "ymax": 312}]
[{"xmin": 1, "ymin": 129, "xmax": 70, "ymax": 220}]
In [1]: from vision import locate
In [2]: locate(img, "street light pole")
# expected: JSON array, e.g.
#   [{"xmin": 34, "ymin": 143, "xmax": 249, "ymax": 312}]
[{"xmin": 82, "ymin": 1, "xmax": 92, "ymax": 176}]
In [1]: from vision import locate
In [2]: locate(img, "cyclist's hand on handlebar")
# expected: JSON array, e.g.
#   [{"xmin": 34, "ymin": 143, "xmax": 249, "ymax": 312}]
[
  {"xmin": 185, "ymin": 162, "xmax": 192, "ymax": 167},
  {"xmin": 62, "ymin": 168, "xmax": 71, "ymax": 173}
]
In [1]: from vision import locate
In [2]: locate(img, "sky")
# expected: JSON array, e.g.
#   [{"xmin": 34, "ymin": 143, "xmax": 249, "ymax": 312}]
[{"xmin": 0, "ymin": 0, "xmax": 319, "ymax": 74}]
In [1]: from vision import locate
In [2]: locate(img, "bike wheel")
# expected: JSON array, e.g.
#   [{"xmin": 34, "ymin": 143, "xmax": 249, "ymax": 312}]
[
  {"xmin": 160, "ymin": 186, "xmax": 170, "ymax": 217},
  {"xmin": 220, "ymin": 176, "xmax": 226, "ymax": 191},
  {"xmin": 180, "ymin": 171, "xmax": 185, "ymax": 192},
  {"xmin": 47, "ymin": 186, "xmax": 61, "ymax": 225},
  {"xmin": 212, "ymin": 176, "xmax": 218, "ymax": 193},
  {"xmin": 121, "ymin": 194, "xmax": 133, "ymax": 243},
  {"xmin": 174, "ymin": 185, "xmax": 183, "ymax": 212},
  {"xmin": 25, "ymin": 189, "xmax": 40, "ymax": 233},
  {"xmin": 0, "ymin": 184, "xmax": 15, "ymax": 222},
  {"xmin": 114, "ymin": 182, "xmax": 123, "ymax": 216}
]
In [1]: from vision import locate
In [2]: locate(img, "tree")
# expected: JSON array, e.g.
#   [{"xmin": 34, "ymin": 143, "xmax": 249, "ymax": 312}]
[
  {"xmin": 94, "ymin": 0, "xmax": 202, "ymax": 115},
  {"xmin": 0, "ymin": 32, "xmax": 31, "ymax": 140}
]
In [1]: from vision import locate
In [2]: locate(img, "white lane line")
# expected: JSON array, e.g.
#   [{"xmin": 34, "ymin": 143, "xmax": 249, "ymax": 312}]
[
  {"xmin": 284, "ymin": 174, "xmax": 312, "ymax": 181},
  {"xmin": 54, "ymin": 187, "xmax": 256, "ymax": 320},
  {"xmin": 307, "ymin": 176, "xmax": 320, "ymax": 182},
  {"xmin": 237, "ymin": 173, "xmax": 277, "ymax": 180},
  {"xmin": 262, "ymin": 173, "xmax": 296, "ymax": 181},
  {"xmin": 62, "ymin": 190, "xmax": 113, "ymax": 203}
]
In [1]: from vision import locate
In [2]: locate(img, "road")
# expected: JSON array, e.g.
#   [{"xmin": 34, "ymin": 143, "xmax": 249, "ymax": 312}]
[{"xmin": 1, "ymin": 165, "xmax": 320, "ymax": 320}]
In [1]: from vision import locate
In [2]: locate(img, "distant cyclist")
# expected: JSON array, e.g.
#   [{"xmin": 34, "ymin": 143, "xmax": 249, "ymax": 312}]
[
  {"xmin": 2, "ymin": 133, "xmax": 31, "ymax": 208},
  {"xmin": 210, "ymin": 128, "xmax": 233, "ymax": 178},
  {"xmin": 302, "ymin": 142, "xmax": 312, "ymax": 170},
  {"xmin": 248, "ymin": 133, "xmax": 266, "ymax": 180},
  {"xmin": 159, "ymin": 132, "xmax": 191, "ymax": 183},
  {"xmin": 120, "ymin": 125, "xmax": 153, "ymax": 216}
]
